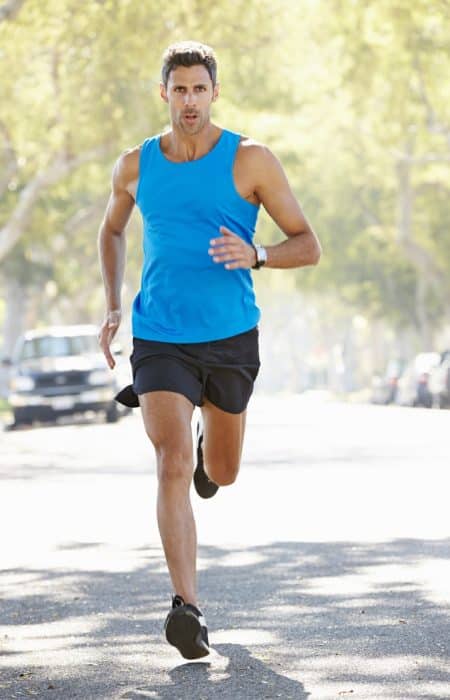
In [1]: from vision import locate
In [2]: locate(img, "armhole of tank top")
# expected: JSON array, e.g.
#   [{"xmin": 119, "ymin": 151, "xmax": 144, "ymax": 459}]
[
  {"xmin": 135, "ymin": 138, "xmax": 153, "ymax": 206},
  {"xmin": 230, "ymin": 132, "xmax": 242, "ymax": 167},
  {"xmin": 229, "ymin": 133, "xmax": 259, "ymax": 211},
  {"xmin": 229, "ymin": 132, "xmax": 242, "ymax": 190}
]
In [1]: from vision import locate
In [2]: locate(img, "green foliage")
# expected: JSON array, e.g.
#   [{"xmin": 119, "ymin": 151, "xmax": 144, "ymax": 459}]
[{"xmin": 1, "ymin": 0, "xmax": 449, "ymax": 337}]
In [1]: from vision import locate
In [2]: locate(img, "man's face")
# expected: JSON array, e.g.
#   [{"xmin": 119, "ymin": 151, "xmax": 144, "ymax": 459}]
[{"xmin": 160, "ymin": 64, "xmax": 219, "ymax": 135}]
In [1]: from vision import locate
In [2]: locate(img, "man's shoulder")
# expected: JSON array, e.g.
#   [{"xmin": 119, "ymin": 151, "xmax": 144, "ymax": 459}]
[
  {"xmin": 115, "ymin": 133, "xmax": 161, "ymax": 173},
  {"xmin": 113, "ymin": 145, "xmax": 141, "ymax": 190},
  {"xmin": 112, "ymin": 135, "xmax": 161, "ymax": 194},
  {"xmin": 235, "ymin": 135, "xmax": 275, "ymax": 169},
  {"xmin": 116, "ymin": 144, "xmax": 141, "ymax": 171}
]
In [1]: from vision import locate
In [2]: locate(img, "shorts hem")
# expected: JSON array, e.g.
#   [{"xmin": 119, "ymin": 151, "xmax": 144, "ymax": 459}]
[
  {"xmin": 203, "ymin": 394, "xmax": 252, "ymax": 415},
  {"xmin": 135, "ymin": 386, "xmax": 198, "ymax": 408}
]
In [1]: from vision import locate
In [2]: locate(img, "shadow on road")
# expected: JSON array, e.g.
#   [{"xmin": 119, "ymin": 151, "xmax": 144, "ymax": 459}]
[
  {"xmin": 122, "ymin": 645, "xmax": 309, "ymax": 699},
  {"xmin": 1, "ymin": 539, "xmax": 449, "ymax": 698}
]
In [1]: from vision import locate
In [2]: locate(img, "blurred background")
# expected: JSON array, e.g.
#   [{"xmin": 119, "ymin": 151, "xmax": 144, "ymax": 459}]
[{"xmin": 1, "ymin": 0, "xmax": 450, "ymax": 424}]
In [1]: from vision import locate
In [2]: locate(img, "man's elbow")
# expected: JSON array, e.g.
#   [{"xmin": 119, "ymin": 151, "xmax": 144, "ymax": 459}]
[
  {"xmin": 304, "ymin": 232, "xmax": 322, "ymax": 266},
  {"xmin": 310, "ymin": 240, "xmax": 322, "ymax": 265}
]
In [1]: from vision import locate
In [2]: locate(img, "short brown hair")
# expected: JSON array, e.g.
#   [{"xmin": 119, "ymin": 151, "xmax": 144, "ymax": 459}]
[{"xmin": 161, "ymin": 41, "xmax": 217, "ymax": 87}]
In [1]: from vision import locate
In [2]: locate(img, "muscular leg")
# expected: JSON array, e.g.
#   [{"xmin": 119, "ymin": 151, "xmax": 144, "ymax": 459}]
[
  {"xmin": 201, "ymin": 398, "xmax": 247, "ymax": 486},
  {"xmin": 139, "ymin": 391, "xmax": 197, "ymax": 605}
]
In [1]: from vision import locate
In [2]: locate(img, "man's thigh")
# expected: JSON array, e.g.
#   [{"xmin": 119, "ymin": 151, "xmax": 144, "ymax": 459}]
[{"xmin": 201, "ymin": 398, "xmax": 247, "ymax": 481}]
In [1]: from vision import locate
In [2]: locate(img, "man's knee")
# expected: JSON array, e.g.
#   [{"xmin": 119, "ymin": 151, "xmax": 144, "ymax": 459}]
[
  {"xmin": 156, "ymin": 445, "xmax": 193, "ymax": 486},
  {"xmin": 206, "ymin": 458, "xmax": 240, "ymax": 487}
]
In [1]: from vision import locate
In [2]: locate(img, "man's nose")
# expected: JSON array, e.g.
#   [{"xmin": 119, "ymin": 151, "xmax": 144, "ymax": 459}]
[{"xmin": 183, "ymin": 91, "xmax": 196, "ymax": 105}]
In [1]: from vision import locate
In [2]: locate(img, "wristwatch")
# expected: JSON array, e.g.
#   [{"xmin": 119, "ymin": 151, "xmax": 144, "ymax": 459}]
[{"xmin": 252, "ymin": 244, "xmax": 267, "ymax": 269}]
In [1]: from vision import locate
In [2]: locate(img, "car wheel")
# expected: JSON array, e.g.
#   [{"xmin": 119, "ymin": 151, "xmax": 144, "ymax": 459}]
[
  {"xmin": 105, "ymin": 402, "xmax": 119, "ymax": 423},
  {"xmin": 13, "ymin": 409, "xmax": 33, "ymax": 427}
]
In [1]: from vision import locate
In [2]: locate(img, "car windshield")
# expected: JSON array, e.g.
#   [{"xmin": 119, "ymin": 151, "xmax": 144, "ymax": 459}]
[{"xmin": 20, "ymin": 335, "xmax": 99, "ymax": 360}]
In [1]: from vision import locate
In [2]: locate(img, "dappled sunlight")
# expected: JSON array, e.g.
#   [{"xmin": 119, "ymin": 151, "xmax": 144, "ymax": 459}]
[
  {"xmin": 2, "ymin": 617, "xmax": 101, "ymax": 667},
  {"xmin": 306, "ymin": 563, "xmax": 425, "ymax": 596},
  {"xmin": 199, "ymin": 549, "xmax": 268, "ymax": 570},
  {"xmin": 2, "ymin": 538, "xmax": 448, "ymax": 697},
  {"xmin": 411, "ymin": 559, "xmax": 450, "ymax": 608},
  {"xmin": 305, "ymin": 559, "xmax": 450, "ymax": 610},
  {"xmin": 212, "ymin": 628, "xmax": 279, "ymax": 645}
]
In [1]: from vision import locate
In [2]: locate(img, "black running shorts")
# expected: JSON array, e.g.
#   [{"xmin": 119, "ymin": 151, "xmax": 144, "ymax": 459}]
[{"xmin": 126, "ymin": 326, "xmax": 260, "ymax": 414}]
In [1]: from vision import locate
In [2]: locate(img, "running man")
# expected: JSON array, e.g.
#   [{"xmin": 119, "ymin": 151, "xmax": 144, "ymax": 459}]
[{"xmin": 98, "ymin": 41, "xmax": 321, "ymax": 660}]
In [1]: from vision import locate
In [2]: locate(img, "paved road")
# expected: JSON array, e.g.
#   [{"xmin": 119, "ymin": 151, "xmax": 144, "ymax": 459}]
[{"xmin": 0, "ymin": 395, "xmax": 449, "ymax": 699}]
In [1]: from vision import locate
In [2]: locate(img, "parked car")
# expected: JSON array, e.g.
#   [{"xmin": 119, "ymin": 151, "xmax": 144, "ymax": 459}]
[
  {"xmin": 5, "ymin": 325, "xmax": 126, "ymax": 426},
  {"xmin": 371, "ymin": 358, "xmax": 406, "ymax": 404},
  {"xmin": 395, "ymin": 352, "xmax": 441, "ymax": 408},
  {"xmin": 428, "ymin": 350, "xmax": 450, "ymax": 409}
]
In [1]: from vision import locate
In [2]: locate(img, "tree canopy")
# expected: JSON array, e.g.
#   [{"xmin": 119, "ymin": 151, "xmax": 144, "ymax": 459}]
[{"xmin": 1, "ymin": 0, "xmax": 449, "ymax": 353}]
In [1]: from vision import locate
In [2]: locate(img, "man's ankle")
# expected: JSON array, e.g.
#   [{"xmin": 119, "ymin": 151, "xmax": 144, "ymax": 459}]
[{"xmin": 174, "ymin": 592, "xmax": 198, "ymax": 608}]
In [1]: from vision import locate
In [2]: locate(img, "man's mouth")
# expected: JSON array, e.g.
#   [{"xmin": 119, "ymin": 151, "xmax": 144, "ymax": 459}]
[{"xmin": 183, "ymin": 113, "xmax": 198, "ymax": 123}]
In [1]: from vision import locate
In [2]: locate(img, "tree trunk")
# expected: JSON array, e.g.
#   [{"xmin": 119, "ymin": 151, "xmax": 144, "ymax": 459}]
[
  {"xmin": 1, "ymin": 275, "xmax": 27, "ymax": 355},
  {"xmin": 0, "ymin": 276, "xmax": 27, "ymax": 397},
  {"xmin": 396, "ymin": 151, "xmax": 446, "ymax": 348},
  {"xmin": 416, "ymin": 276, "xmax": 433, "ymax": 350}
]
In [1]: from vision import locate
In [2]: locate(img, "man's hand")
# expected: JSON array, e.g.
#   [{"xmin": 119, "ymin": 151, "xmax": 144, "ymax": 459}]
[
  {"xmin": 209, "ymin": 226, "xmax": 257, "ymax": 270},
  {"xmin": 98, "ymin": 309, "xmax": 122, "ymax": 369}
]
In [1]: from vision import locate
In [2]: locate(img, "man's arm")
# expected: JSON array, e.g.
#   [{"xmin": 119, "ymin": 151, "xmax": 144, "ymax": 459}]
[
  {"xmin": 98, "ymin": 149, "xmax": 137, "ymax": 368},
  {"xmin": 209, "ymin": 144, "xmax": 321, "ymax": 270},
  {"xmin": 253, "ymin": 146, "xmax": 321, "ymax": 268}
]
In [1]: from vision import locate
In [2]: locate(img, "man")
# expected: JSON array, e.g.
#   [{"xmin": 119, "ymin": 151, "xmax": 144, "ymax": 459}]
[{"xmin": 98, "ymin": 41, "xmax": 321, "ymax": 660}]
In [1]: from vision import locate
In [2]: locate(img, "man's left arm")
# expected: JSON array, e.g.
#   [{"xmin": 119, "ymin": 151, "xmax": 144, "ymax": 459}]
[
  {"xmin": 253, "ymin": 146, "xmax": 321, "ymax": 268},
  {"xmin": 209, "ymin": 146, "xmax": 321, "ymax": 270}
]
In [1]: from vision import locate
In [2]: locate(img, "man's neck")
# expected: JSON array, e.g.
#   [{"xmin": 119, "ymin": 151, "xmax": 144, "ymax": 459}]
[{"xmin": 163, "ymin": 123, "xmax": 221, "ymax": 162}]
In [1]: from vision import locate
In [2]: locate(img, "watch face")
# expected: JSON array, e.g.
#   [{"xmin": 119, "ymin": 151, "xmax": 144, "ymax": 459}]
[
  {"xmin": 252, "ymin": 244, "xmax": 266, "ymax": 269},
  {"xmin": 257, "ymin": 246, "xmax": 267, "ymax": 266}
]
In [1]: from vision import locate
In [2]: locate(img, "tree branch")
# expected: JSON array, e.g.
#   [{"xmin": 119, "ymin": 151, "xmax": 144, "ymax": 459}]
[
  {"xmin": 63, "ymin": 194, "xmax": 109, "ymax": 236},
  {"xmin": 399, "ymin": 154, "xmax": 450, "ymax": 164},
  {"xmin": 0, "ymin": 120, "xmax": 18, "ymax": 197},
  {"xmin": 413, "ymin": 52, "xmax": 450, "ymax": 148},
  {"xmin": 354, "ymin": 189, "xmax": 383, "ymax": 228},
  {"xmin": 0, "ymin": 145, "xmax": 111, "ymax": 261},
  {"xmin": 415, "ymin": 181, "xmax": 450, "ymax": 197},
  {"xmin": 396, "ymin": 154, "xmax": 447, "ymax": 296},
  {"xmin": 0, "ymin": 0, "xmax": 25, "ymax": 22}
]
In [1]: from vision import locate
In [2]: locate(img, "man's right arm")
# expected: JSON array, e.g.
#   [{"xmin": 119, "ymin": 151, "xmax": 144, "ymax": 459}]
[{"xmin": 98, "ymin": 148, "xmax": 138, "ymax": 368}]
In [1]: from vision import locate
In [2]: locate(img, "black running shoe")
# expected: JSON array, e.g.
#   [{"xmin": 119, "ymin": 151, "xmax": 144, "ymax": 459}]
[
  {"xmin": 164, "ymin": 594, "xmax": 210, "ymax": 659},
  {"xmin": 193, "ymin": 421, "xmax": 219, "ymax": 499}
]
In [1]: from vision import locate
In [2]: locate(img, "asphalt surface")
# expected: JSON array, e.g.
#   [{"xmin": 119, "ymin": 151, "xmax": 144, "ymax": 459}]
[{"xmin": 0, "ymin": 394, "xmax": 449, "ymax": 699}]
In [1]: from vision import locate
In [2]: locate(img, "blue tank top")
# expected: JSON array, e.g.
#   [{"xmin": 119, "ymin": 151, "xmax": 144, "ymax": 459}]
[{"xmin": 132, "ymin": 128, "xmax": 261, "ymax": 343}]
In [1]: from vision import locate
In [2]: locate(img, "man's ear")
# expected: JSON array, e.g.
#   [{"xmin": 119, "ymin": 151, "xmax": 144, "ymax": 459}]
[
  {"xmin": 160, "ymin": 82, "xmax": 168, "ymax": 103},
  {"xmin": 212, "ymin": 82, "xmax": 220, "ymax": 102}
]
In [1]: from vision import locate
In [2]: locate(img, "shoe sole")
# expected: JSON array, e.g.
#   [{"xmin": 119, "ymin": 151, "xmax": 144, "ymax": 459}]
[{"xmin": 165, "ymin": 608, "xmax": 210, "ymax": 660}]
